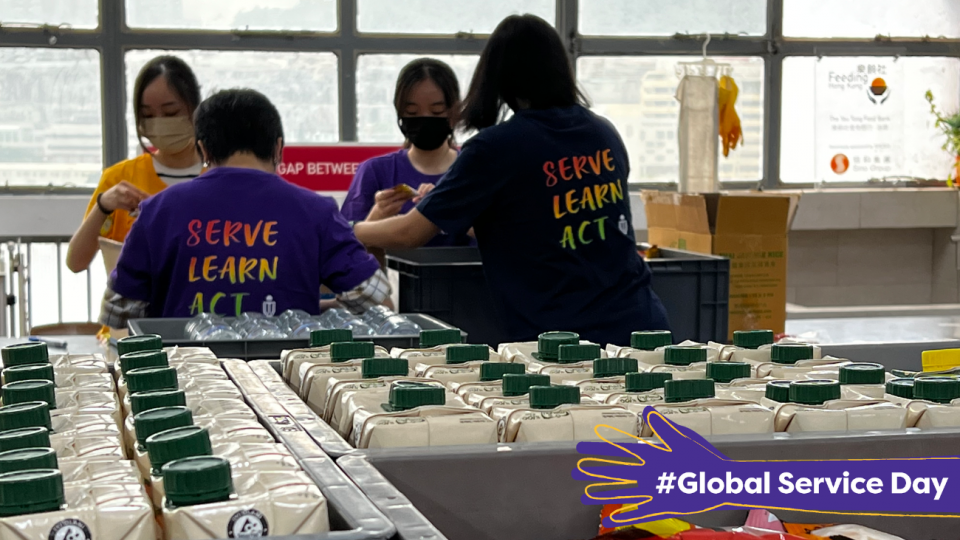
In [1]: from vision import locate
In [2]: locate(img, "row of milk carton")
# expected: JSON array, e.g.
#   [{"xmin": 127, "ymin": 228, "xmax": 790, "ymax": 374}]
[
  {"xmin": 0, "ymin": 337, "xmax": 329, "ymax": 540},
  {"xmin": 278, "ymin": 328, "xmax": 960, "ymax": 448}
]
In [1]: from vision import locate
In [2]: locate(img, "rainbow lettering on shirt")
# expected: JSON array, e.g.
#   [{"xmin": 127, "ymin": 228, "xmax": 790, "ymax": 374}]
[
  {"xmin": 544, "ymin": 149, "xmax": 625, "ymax": 250},
  {"xmin": 184, "ymin": 219, "xmax": 279, "ymax": 316}
]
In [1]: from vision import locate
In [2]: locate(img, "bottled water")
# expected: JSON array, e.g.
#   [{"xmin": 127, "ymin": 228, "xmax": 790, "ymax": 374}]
[{"xmin": 377, "ymin": 315, "xmax": 422, "ymax": 336}]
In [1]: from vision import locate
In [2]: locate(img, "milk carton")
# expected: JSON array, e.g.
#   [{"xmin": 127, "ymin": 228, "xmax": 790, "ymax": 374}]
[
  {"xmin": 282, "ymin": 330, "xmax": 388, "ymax": 391},
  {"xmin": 772, "ymin": 380, "xmax": 906, "ymax": 432},
  {"xmin": 121, "ymin": 366, "xmax": 242, "ymax": 418},
  {"xmin": 128, "ymin": 389, "xmax": 256, "ymax": 423},
  {"xmin": 838, "ymin": 363, "xmax": 887, "ymax": 400},
  {"xmin": 393, "ymin": 329, "xmax": 501, "ymax": 367},
  {"xmin": 495, "ymin": 385, "xmax": 638, "ymax": 443},
  {"xmin": 500, "ymin": 331, "xmax": 606, "ymax": 367},
  {"xmin": 417, "ymin": 345, "xmax": 522, "ymax": 386},
  {"xmin": 1, "ymin": 342, "xmax": 108, "ymax": 374},
  {"xmin": 0, "ymin": 426, "xmax": 125, "ymax": 460},
  {"xmin": 715, "ymin": 377, "xmax": 784, "ymax": 404},
  {"xmin": 0, "ymin": 402, "xmax": 120, "ymax": 448},
  {"xmin": 1, "ymin": 364, "xmax": 114, "ymax": 391},
  {"xmin": 160, "ymin": 456, "xmax": 328, "ymax": 540},
  {"xmin": 2, "ymin": 380, "xmax": 119, "ymax": 427},
  {"xmin": 754, "ymin": 344, "xmax": 845, "ymax": 379},
  {"xmin": 299, "ymin": 341, "xmax": 391, "ymax": 412},
  {"xmin": 886, "ymin": 377, "xmax": 960, "ymax": 428},
  {"xmin": 336, "ymin": 378, "xmax": 466, "ymax": 439},
  {"xmin": 637, "ymin": 379, "xmax": 775, "ymax": 436},
  {"xmin": 603, "ymin": 372, "xmax": 673, "ymax": 408},
  {"xmin": 523, "ymin": 343, "xmax": 601, "ymax": 384},
  {"xmin": 646, "ymin": 346, "xmax": 709, "ymax": 380},
  {"xmin": 351, "ymin": 383, "xmax": 497, "ymax": 449},
  {"xmin": 566, "ymin": 358, "xmax": 639, "ymax": 400},
  {"xmin": 606, "ymin": 330, "xmax": 673, "ymax": 365},
  {"xmin": 0, "ymin": 469, "xmax": 155, "ymax": 540},
  {"xmin": 456, "ymin": 374, "xmax": 552, "ymax": 414},
  {"xmin": 0, "ymin": 447, "xmax": 139, "ymax": 485}
]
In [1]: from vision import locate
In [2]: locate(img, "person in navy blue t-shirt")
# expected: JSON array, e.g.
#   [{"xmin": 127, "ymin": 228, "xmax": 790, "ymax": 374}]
[{"xmin": 353, "ymin": 14, "xmax": 669, "ymax": 347}]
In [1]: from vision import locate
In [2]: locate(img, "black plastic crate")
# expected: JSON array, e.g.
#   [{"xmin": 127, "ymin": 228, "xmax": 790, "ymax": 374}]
[
  {"xmin": 126, "ymin": 313, "xmax": 465, "ymax": 360},
  {"xmin": 386, "ymin": 247, "xmax": 729, "ymax": 346}
]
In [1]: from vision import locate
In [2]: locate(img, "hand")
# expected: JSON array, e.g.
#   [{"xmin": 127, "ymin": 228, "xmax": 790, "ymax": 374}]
[
  {"xmin": 365, "ymin": 189, "xmax": 409, "ymax": 222},
  {"xmin": 99, "ymin": 181, "xmax": 150, "ymax": 214},
  {"xmin": 412, "ymin": 183, "xmax": 435, "ymax": 203}
]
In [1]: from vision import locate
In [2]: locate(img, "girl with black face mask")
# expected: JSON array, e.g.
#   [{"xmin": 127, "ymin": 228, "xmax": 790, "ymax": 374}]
[{"xmin": 341, "ymin": 58, "xmax": 474, "ymax": 247}]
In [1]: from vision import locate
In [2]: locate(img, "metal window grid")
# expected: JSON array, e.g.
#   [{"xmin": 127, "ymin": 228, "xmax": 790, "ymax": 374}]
[{"xmin": 1, "ymin": 0, "xmax": 959, "ymax": 191}]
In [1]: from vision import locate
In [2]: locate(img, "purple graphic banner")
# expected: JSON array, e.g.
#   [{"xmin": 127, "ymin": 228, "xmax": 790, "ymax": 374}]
[{"xmin": 572, "ymin": 407, "xmax": 960, "ymax": 529}]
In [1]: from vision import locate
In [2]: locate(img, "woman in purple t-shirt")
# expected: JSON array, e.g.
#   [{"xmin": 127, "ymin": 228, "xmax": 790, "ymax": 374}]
[{"xmin": 341, "ymin": 58, "xmax": 473, "ymax": 247}]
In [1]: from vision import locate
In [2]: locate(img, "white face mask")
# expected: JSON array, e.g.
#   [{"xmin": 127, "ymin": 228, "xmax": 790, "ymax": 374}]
[{"xmin": 140, "ymin": 116, "xmax": 195, "ymax": 154}]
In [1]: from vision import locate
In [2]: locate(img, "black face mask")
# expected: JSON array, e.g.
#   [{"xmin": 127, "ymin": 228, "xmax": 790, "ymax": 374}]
[{"xmin": 399, "ymin": 116, "xmax": 453, "ymax": 151}]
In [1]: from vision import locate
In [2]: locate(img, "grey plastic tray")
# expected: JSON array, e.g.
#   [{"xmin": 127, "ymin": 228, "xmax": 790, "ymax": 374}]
[
  {"xmin": 127, "ymin": 313, "xmax": 464, "ymax": 360},
  {"xmin": 350, "ymin": 429, "xmax": 960, "ymax": 540}
]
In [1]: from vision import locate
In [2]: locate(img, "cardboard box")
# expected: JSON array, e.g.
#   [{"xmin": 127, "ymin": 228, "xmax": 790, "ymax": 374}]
[{"xmin": 643, "ymin": 191, "xmax": 800, "ymax": 340}]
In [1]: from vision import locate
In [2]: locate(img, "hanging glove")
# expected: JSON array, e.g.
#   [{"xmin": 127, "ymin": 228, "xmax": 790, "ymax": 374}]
[{"xmin": 718, "ymin": 75, "xmax": 743, "ymax": 157}]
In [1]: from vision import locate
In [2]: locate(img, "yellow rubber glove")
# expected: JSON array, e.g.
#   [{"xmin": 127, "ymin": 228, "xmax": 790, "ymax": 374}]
[{"xmin": 718, "ymin": 75, "xmax": 743, "ymax": 157}]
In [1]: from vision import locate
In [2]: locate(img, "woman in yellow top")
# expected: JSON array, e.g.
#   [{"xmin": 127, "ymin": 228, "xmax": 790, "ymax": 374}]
[{"xmin": 66, "ymin": 55, "xmax": 203, "ymax": 273}]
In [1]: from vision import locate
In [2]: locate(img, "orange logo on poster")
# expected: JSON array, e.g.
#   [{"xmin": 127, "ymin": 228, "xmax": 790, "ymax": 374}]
[
  {"xmin": 868, "ymin": 77, "xmax": 890, "ymax": 104},
  {"xmin": 830, "ymin": 154, "xmax": 849, "ymax": 175}
]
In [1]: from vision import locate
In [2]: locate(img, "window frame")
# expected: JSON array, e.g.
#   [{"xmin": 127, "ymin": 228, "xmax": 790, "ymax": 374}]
[{"xmin": 0, "ymin": 0, "xmax": 958, "ymax": 192}]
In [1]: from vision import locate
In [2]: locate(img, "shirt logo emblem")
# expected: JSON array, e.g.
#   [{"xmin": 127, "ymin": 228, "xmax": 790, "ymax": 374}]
[
  {"xmin": 262, "ymin": 295, "xmax": 276, "ymax": 317},
  {"xmin": 618, "ymin": 215, "xmax": 629, "ymax": 235}
]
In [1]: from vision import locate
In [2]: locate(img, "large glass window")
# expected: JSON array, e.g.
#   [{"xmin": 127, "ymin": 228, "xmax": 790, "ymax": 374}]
[
  {"xmin": 357, "ymin": 54, "xmax": 480, "ymax": 142},
  {"xmin": 579, "ymin": 0, "xmax": 766, "ymax": 37},
  {"xmin": 357, "ymin": 0, "xmax": 555, "ymax": 34},
  {"xmin": 125, "ymin": 50, "xmax": 338, "ymax": 158},
  {"xmin": 0, "ymin": 48, "xmax": 103, "ymax": 188},
  {"xmin": 780, "ymin": 56, "xmax": 960, "ymax": 184},
  {"xmin": 784, "ymin": 0, "xmax": 960, "ymax": 38},
  {"xmin": 125, "ymin": 0, "xmax": 337, "ymax": 31},
  {"xmin": 0, "ymin": 0, "xmax": 99, "ymax": 29},
  {"xmin": 578, "ymin": 56, "xmax": 764, "ymax": 183}
]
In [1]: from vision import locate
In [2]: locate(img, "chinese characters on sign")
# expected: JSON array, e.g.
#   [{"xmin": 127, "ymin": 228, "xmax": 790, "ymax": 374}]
[{"xmin": 815, "ymin": 58, "xmax": 904, "ymax": 181}]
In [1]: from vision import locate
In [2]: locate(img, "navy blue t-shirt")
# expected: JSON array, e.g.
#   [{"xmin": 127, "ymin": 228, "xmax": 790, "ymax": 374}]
[{"xmin": 417, "ymin": 105, "xmax": 669, "ymax": 346}]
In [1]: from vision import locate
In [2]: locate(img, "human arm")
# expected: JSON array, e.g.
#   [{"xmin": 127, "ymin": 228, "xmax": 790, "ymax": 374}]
[
  {"xmin": 66, "ymin": 180, "xmax": 149, "ymax": 273},
  {"xmin": 353, "ymin": 209, "xmax": 441, "ymax": 249}
]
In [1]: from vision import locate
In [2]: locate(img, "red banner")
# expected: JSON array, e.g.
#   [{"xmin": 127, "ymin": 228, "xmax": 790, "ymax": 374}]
[{"xmin": 278, "ymin": 145, "xmax": 402, "ymax": 191}]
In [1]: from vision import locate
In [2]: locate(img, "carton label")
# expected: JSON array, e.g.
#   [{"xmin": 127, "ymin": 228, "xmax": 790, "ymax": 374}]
[
  {"xmin": 266, "ymin": 414, "xmax": 302, "ymax": 434},
  {"xmin": 228, "ymin": 509, "xmax": 269, "ymax": 538},
  {"xmin": 288, "ymin": 351, "xmax": 331, "ymax": 361},
  {"xmin": 49, "ymin": 519, "xmax": 91, "ymax": 540}
]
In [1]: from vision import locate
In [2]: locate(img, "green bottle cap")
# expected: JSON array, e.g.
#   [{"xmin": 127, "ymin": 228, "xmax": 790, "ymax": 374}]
[
  {"xmin": 116, "ymin": 334, "xmax": 163, "ymax": 357},
  {"xmin": 2, "ymin": 364, "xmax": 55, "ymax": 386},
  {"xmin": 310, "ymin": 329, "xmax": 352, "ymax": 348},
  {"xmin": 529, "ymin": 385, "xmax": 580, "ymax": 409},
  {"xmin": 419, "ymin": 329, "xmax": 462, "ymax": 348},
  {"xmin": 664, "ymin": 346, "xmax": 707, "ymax": 366},
  {"xmin": 592, "ymin": 358, "xmax": 639, "ymax": 378},
  {"xmin": 664, "ymin": 379, "xmax": 715, "ymax": 403},
  {"xmin": 2, "ymin": 380, "xmax": 56, "ymax": 410},
  {"xmin": 789, "ymin": 380, "xmax": 841, "ymax": 405},
  {"xmin": 145, "ymin": 425, "xmax": 213, "ymax": 474},
  {"xmin": 361, "ymin": 358, "xmax": 408, "ymax": 379},
  {"xmin": 625, "ymin": 372, "xmax": 673, "ymax": 393},
  {"xmin": 886, "ymin": 378, "xmax": 915, "ymax": 400},
  {"xmin": 771, "ymin": 344, "xmax": 814, "ymax": 365},
  {"xmin": 0, "ymin": 448, "xmax": 58, "ymax": 475},
  {"xmin": 479, "ymin": 363, "xmax": 525, "ymax": 382},
  {"xmin": 445, "ymin": 345, "xmax": 489, "ymax": 364},
  {"xmin": 134, "ymin": 406, "xmax": 194, "ymax": 448},
  {"xmin": 556, "ymin": 344, "xmax": 600, "ymax": 364},
  {"xmin": 705, "ymin": 362, "xmax": 752, "ymax": 384},
  {"xmin": 914, "ymin": 377, "xmax": 960, "ymax": 404},
  {"xmin": 118, "ymin": 350, "xmax": 169, "ymax": 376},
  {"xmin": 330, "ymin": 342, "xmax": 374, "ymax": 363},
  {"xmin": 0, "ymin": 469, "xmax": 64, "ymax": 517},
  {"xmin": 733, "ymin": 330, "xmax": 775, "ymax": 350},
  {"xmin": 535, "ymin": 332, "xmax": 580, "ymax": 361},
  {"xmin": 839, "ymin": 363, "xmax": 885, "ymax": 385},
  {"xmin": 0, "ymin": 402, "xmax": 51, "ymax": 432},
  {"xmin": 130, "ymin": 389, "xmax": 187, "ymax": 417},
  {"xmin": 765, "ymin": 380, "xmax": 792, "ymax": 403},
  {"xmin": 163, "ymin": 456, "xmax": 233, "ymax": 507},
  {"xmin": 383, "ymin": 382, "xmax": 445, "ymax": 412},
  {"xmin": 630, "ymin": 331, "xmax": 672, "ymax": 351},
  {"xmin": 125, "ymin": 366, "xmax": 178, "ymax": 394},
  {"xmin": 502, "ymin": 374, "xmax": 550, "ymax": 397},
  {"xmin": 0, "ymin": 427, "xmax": 51, "ymax": 453},
  {"xmin": 1, "ymin": 343, "xmax": 48, "ymax": 369}
]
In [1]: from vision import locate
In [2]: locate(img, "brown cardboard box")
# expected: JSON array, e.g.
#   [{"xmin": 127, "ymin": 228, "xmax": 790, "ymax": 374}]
[{"xmin": 643, "ymin": 191, "xmax": 800, "ymax": 340}]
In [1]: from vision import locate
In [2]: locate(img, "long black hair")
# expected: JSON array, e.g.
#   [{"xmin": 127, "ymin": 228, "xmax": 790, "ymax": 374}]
[
  {"xmin": 133, "ymin": 55, "xmax": 201, "ymax": 153},
  {"xmin": 394, "ymin": 58, "xmax": 461, "ymax": 148},
  {"xmin": 460, "ymin": 14, "xmax": 589, "ymax": 131}
]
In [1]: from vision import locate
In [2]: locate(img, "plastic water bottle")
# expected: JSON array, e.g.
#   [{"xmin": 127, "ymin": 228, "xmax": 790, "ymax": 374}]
[{"xmin": 377, "ymin": 315, "xmax": 422, "ymax": 336}]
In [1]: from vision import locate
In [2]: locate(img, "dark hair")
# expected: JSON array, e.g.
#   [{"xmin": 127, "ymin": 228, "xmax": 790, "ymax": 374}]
[
  {"xmin": 133, "ymin": 55, "xmax": 201, "ymax": 153},
  {"xmin": 394, "ymin": 58, "xmax": 461, "ymax": 148},
  {"xmin": 194, "ymin": 89, "xmax": 284, "ymax": 166},
  {"xmin": 460, "ymin": 14, "xmax": 589, "ymax": 131}
]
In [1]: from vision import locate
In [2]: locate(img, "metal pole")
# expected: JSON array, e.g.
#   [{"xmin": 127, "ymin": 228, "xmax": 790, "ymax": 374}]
[
  {"xmin": 100, "ymin": 0, "xmax": 128, "ymax": 166},
  {"xmin": 762, "ymin": 0, "xmax": 784, "ymax": 189},
  {"xmin": 339, "ymin": 0, "xmax": 358, "ymax": 142}
]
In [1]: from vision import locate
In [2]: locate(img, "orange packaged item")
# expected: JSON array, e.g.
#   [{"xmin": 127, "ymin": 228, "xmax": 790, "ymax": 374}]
[
  {"xmin": 393, "ymin": 183, "xmax": 418, "ymax": 198},
  {"xmin": 598, "ymin": 504, "xmax": 692, "ymax": 537}
]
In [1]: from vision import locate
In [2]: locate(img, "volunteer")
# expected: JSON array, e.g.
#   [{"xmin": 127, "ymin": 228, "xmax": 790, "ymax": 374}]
[
  {"xmin": 67, "ymin": 55, "xmax": 204, "ymax": 273},
  {"xmin": 353, "ymin": 14, "xmax": 670, "ymax": 346},
  {"xmin": 100, "ymin": 88, "xmax": 388, "ymax": 328},
  {"xmin": 342, "ymin": 58, "xmax": 472, "ymax": 247}
]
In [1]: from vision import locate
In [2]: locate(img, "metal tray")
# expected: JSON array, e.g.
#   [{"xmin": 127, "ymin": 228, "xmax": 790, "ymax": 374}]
[{"xmin": 127, "ymin": 313, "xmax": 464, "ymax": 360}]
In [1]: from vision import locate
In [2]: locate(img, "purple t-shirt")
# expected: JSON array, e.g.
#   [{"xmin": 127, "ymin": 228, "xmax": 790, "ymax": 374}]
[
  {"xmin": 111, "ymin": 167, "xmax": 380, "ymax": 318},
  {"xmin": 341, "ymin": 149, "xmax": 474, "ymax": 247}
]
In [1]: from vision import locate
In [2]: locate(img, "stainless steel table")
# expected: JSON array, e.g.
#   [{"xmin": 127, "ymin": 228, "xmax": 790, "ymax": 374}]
[{"xmin": 0, "ymin": 336, "xmax": 103, "ymax": 356}]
